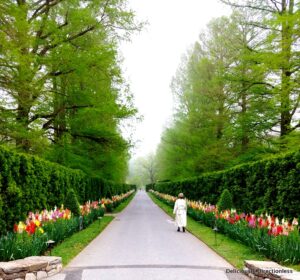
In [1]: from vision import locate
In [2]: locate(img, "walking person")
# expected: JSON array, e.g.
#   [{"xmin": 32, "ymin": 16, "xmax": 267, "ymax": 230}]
[{"xmin": 173, "ymin": 193, "xmax": 187, "ymax": 232}]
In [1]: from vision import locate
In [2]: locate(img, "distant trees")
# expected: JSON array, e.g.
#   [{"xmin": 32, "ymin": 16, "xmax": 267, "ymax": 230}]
[
  {"xmin": 0, "ymin": 0, "xmax": 141, "ymax": 181},
  {"xmin": 127, "ymin": 153, "xmax": 158, "ymax": 187},
  {"xmin": 140, "ymin": 153, "xmax": 158, "ymax": 185},
  {"xmin": 156, "ymin": 5, "xmax": 300, "ymax": 180}
]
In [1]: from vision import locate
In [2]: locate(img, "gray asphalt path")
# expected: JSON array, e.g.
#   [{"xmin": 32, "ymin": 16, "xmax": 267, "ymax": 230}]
[{"xmin": 49, "ymin": 190, "xmax": 248, "ymax": 280}]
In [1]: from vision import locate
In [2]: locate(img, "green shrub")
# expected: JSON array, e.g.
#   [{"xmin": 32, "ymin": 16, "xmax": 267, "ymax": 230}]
[
  {"xmin": 145, "ymin": 183, "xmax": 154, "ymax": 192},
  {"xmin": 217, "ymin": 189, "xmax": 233, "ymax": 211},
  {"xmin": 64, "ymin": 189, "xmax": 81, "ymax": 217},
  {"xmin": 105, "ymin": 203, "xmax": 113, "ymax": 213}
]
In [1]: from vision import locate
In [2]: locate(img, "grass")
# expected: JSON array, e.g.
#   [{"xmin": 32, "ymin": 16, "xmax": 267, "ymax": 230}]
[
  {"xmin": 112, "ymin": 192, "xmax": 136, "ymax": 213},
  {"xmin": 50, "ymin": 216, "xmax": 114, "ymax": 266},
  {"xmin": 148, "ymin": 193, "xmax": 299, "ymax": 270}
]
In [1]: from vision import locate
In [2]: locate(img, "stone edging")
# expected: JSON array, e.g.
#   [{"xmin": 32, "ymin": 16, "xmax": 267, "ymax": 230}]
[
  {"xmin": 0, "ymin": 256, "xmax": 62, "ymax": 280},
  {"xmin": 244, "ymin": 260, "xmax": 300, "ymax": 280}
]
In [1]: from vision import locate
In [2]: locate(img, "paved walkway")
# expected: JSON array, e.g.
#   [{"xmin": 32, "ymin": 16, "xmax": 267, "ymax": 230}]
[{"xmin": 49, "ymin": 191, "xmax": 248, "ymax": 280}]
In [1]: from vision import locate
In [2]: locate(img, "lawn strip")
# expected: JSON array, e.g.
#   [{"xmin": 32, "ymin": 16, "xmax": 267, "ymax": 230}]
[{"xmin": 50, "ymin": 216, "xmax": 114, "ymax": 266}]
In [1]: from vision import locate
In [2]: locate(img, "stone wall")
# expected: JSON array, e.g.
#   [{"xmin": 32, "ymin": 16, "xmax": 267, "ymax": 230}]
[
  {"xmin": 0, "ymin": 256, "xmax": 62, "ymax": 280},
  {"xmin": 244, "ymin": 260, "xmax": 300, "ymax": 280}
]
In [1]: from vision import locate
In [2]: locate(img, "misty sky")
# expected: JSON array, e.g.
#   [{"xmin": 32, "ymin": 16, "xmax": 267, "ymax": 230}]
[{"xmin": 120, "ymin": 0, "xmax": 231, "ymax": 160}]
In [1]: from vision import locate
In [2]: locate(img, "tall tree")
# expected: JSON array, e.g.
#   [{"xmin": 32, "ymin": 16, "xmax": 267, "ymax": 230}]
[
  {"xmin": 156, "ymin": 18, "xmax": 235, "ymax": 180},
  {"xmin": 218, "ymin": 12, "xmax": 276, "ymax": 153},
  {"xmin": 0, "ymin": 0, "xmax": 140, "ymax": 180},
  {"xmin": 156, "ymin": 13, "xmax": 280, "ymax": 180},
  {"xmin": 221, "ymin": 0, "xmax": 300, "ymax": 136}
]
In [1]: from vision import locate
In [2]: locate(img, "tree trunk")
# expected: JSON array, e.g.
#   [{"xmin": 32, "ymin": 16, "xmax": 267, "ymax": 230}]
[
  {"xmin": 280, "ymin": 0, "xmax": 293, "ymax": 136},
  {"xmin": 16, "ymin": 102, "xmax": 31, "ymax": 151},
  {"xmin": 53, "ymin": 77, "xmax": 67, "ymax": 142},
  {"xmin": 216, "ymin": 84, "xmax": 225, "ymax": 139},
  {"xmin": 241, "ymin": 72, "xmax": 249, "ymax": 152}
]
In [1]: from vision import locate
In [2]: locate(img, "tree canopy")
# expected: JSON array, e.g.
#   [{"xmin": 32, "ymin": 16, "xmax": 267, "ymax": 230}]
[
  {"xmin": 156, "ymin": 5, "xmax": 300, "ymax": 180},
  {"xmin": 0, "ymin": 0, "xmax": 141, "ymax": 181}
]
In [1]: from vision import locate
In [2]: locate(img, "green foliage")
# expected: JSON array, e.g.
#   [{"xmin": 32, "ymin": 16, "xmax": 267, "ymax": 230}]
[
  {"xmin": 64, "ymin": 189, "xmax": 81, "ymax": 217},
  {"xmin": 0, "ymin": 232, "xmax": 47, "ymax": 261},
  {"xmin": 217, "ymin": 189, "xmax": 233, "ymax": 211},
  {"xmin": 105, "ymin": 203, "xmax": 114, "ymax": 213},
  {"xmin": 220, "ymin": 1, "xmax": 300, "ymax": 137},
  {"xmin": 153, "ymin": 150, "xmax": 300, "ymax": 218},
  {"xmin": 0, "ymin": 0, "xmax": 141, "ymax": 181},
  {"xmin": 0, "ymin": 146, "xmax": 134, "ymax": 235},
  {"xmin": 156, "ymin": 9, "xmax": 300, "ymax": 181},
  {"xmin": 145, "ymin": 184, "xmax": 155, "ymax": 192}
]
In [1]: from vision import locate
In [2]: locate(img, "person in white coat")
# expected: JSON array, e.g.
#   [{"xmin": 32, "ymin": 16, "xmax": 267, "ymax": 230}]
[{"xmin": 173, "ymin": 193, "xmax": 187, "ymax": 232}]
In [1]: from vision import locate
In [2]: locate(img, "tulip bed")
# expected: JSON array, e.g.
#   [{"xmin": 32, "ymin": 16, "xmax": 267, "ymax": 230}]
[
  {"xmin": 0, "ymin": 190, "xmax": 134, "ymax": 261},
  {"xmin": 150, "ymin": 190, "xmax": 300, "ymax": 264},
  {"xmin": 100, "ymin": 190, "xmax": 135, "ymax": 213}
]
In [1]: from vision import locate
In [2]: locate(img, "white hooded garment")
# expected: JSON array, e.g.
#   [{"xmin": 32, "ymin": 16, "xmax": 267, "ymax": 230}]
[{"xmin": 173, "ymin": 198, "xmax": 187, "ymax": 227}]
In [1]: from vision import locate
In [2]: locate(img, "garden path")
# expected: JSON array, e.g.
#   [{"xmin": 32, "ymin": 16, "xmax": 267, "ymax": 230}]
[{"xmin": 49, "ymin": 190, "xmax": 248, "ymax": 280}]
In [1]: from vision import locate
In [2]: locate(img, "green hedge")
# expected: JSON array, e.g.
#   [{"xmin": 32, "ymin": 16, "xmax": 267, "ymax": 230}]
[
  {"xmin": 0, "ymin": 146, "xmax": 134, "ymax": 234},
  {"xmin": 153, "ymin": 150, "xmax": 300, "ymax": 218},
  {"xmin": 145, "ymin": 184, "xmax": 154, "ymax": 192}
]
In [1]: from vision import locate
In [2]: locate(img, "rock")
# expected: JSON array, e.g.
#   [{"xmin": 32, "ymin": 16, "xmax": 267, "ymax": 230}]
[
  {"xmin": 24, "ymin": 257, "xmax": 61, "ymax": 267},
  {"xmin": 16, "ymin": 260, "xmax": 47, "ymax": 272},
  {"xmin": 248, "ymin": 273, "xmax": 255, "ymax": 279},
  {"xmin": 243, "ymin": 267, "xmax": 250, "ymax": 274},
  {"xmin": 0, "ymin": 262, "xmax": 26, "ymax": 274},
  {"xmin": 3, "ymin": 272, "xmax": 26, "ymax": 280},
  {"xmin": 36, "ymin": 271, "xmax": 47, "ymax": 280},
  {"xmin": 0, "ymin": 256, "xmax": 62, "ymax": 280},
  {"xmin": 47, "ymin": 269, "xmax": 58, "ymax": 277},
  {"xmin": 45, "ymin": 265, "xmax": 56, "ymax": 272},
  {"xmin": 244, "ymin": 260, "xmax": 300, "ymax": 280},
  {"xmin": 245, "ymin": 260, "xmax": 282, "ymax": 279},
  {"xmin": 25, "ymin": 273, "xmax": 36, "ymax": 280},
  {"xmin": 0, "ymin": 259, "xmax": 47, "ymax": 275},
  {"xmin": 56, "ymin": 264, "xmax": 62, "ymax": 273}
]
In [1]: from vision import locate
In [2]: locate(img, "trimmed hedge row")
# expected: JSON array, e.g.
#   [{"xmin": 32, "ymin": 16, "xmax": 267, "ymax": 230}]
[
  {"xmin": 0, "ymin": 146, "xmax": 135, "ymax": 234},
  {"xmin": 145, "ymin": 184, "xmax": 154, "ymax": 192},
  {"xmin": 152, "ymin": 150, "xmax": 300, "ymax": 218}
]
